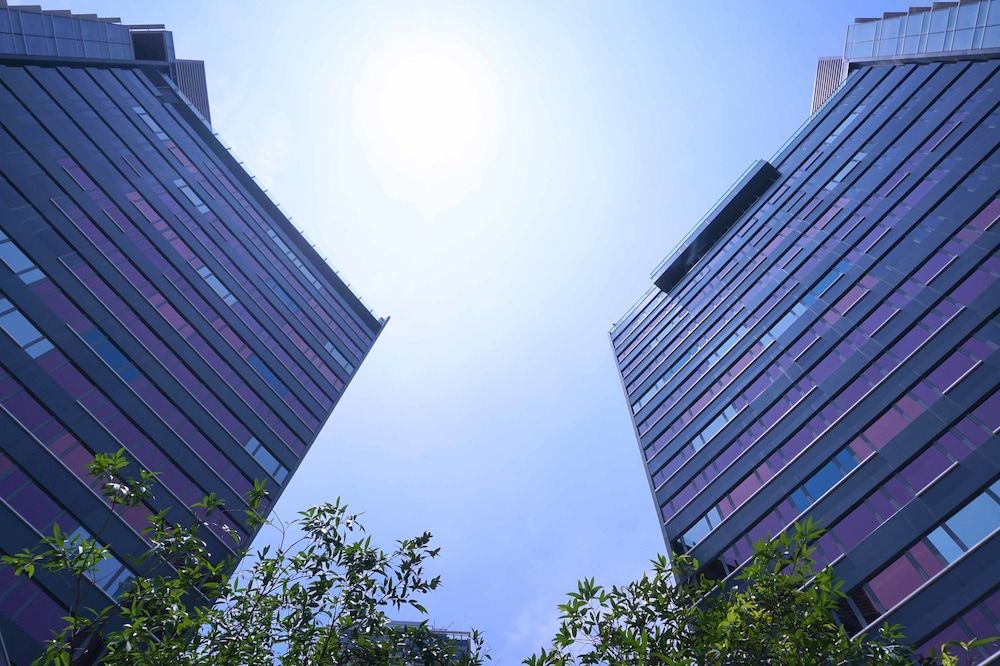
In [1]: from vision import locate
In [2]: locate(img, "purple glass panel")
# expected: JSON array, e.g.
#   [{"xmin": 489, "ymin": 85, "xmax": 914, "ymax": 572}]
[
  {"xmin": 2, "ymin": 390, "xmax": 49, "ymax": 432},
  {"xmin": 7, "ymin": 481, "xmax": 59, "ymax": 529},
  {"xmin": 952, "ymin": 268, "xmax": 992, "ymax": 304},
  {"xmin": 882, "ymin": 476, "xmax": 913, "ymax": 507},
  {"xmin": 17, "ymin": 588, "xmax": 65, "ymax": 643},
  {"xmin": 901, "ymin": 445, "xmax": 950, "ymax": 493},
  {"xmin": 910, "ymin": 540, "xmax": 946, "ymax": 580},
  {"xmin": 972, "ymin": 390, "xmax": 1000, "ymax": 432},
  {"xmin": 834, "ymin": 503, "xmax": 880, "ymax": 551},
  {"xmin": 928, "ymin": 352, "xmax": 975, "ymax": 392},
  {"xmin": 955, "ymin": 417, "xmax": 990, "ymax": 447},
  {"xmin": 919, "ymin": 623, "xmax": 971, "ymax": 657},
  {"xmin": 868, "ymin": 491, "xmax": 895, "ymax": 522},
  {"xmin": 811, "ymin": 353, "xmax": 841, "ymax": 384},
  {"xmin": 868, "ymin": 555, "xmax": 923, "ymax": 611},
  {"xmin": 864, "ymin": 409, "xmax": 908, "ymax": 449},
  {"xmin": 961, "ymin": 609, "xmax": 997, "ymax": 651}
]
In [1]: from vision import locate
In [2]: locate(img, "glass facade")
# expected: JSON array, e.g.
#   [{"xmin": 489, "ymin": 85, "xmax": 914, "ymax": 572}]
[
  {"xmin": 0, "ymin": 3, "xmax": 212, "ymax": 129},
  {"xmin": 846, "ymin": 1, "xmax": 1000, "ymax": 63},
  {"xmin": 612, "ymin": 53, "xmax": 1000, "ymax": 657},
  {"xmin": 0, "ymin": 5, "xmax": 133, "ymax": 61},
  {"xmin": 0, "ymin": 20, "xmax": 383, "ymax": 663}
]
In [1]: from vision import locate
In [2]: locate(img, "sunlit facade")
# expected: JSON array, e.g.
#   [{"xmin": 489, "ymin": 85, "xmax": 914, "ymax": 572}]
[
  {"xmin": 812, "ymin": 1, "xmax": 1000, "ymax": 112},
  {"xmin": 612, "ymin": 45, "xmax": 1000, "ymax": 659},
  {"xmin": 0, "ymin": 4, "xmax": 383, "ymax": 662},
  {"xmin": 845, "ymin": 1, "xmax": 1000, "ymax": 64}
]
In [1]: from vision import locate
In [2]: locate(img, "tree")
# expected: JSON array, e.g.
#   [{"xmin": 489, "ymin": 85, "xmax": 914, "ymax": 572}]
[
  {"xmin": 3, "ymin": 450, "xmax": 486, "ymax": 665},
  {"xmin": 525, "ymin": 519, "xmax": 992, "ymax": 665}
]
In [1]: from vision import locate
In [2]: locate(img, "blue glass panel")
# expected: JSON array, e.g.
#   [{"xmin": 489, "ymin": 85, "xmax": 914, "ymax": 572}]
[
  {"xmin": 24, "ymin": 338, "xmax": 53, "ymax": 358},
  {"xmin": 835, "ymin": 448, "xmax": 859, "ymax": 471},
  {"xmin": 790, "ymin": 488, "xmax": 810, "ymax": 512},
  {"xmin": 945, "ymin": 493, "xmax": 1000, "ymax": 550},
  {"xmin": 174, "ymin": 178, "xmax": 209, "ymax": 213},
  {"xmin": 0, "ymin": 310, "xmax": 42, "ymax": 347},
  {"xmin": 197, "ymin": 266, "xmax": 237, "ymax": 305},
  {"xmin": 324, "ymin": 340, "xmax": 354, "ymax": 373},
  {"xmin": 19, "ymin": 267, "xmax": 45, "ymax": 284},
  {"xmin": 952, "ymin": 28, "xmax": 975, "ymax": 49},
  {"xmin": 811, "ymin": 261, "xmax": 850, "ymax": 298},
  {"xmin": 681, "ymin": 515, "xmax": 711, "ymax": 549},
  {"xmin": 248, "ymin": 354, "xmax": 288, "ymax": 396},
  {"xmin": 0, "ymin": 242, "xmax": 34, "ymax": 273},
  {"xmin": 81, "ymin": 328, "xmax": 140, "ymax": 382},
  {"xmin": 804, "ymin": 460, "xmax": 841, "ymax": 499},
  {"xmin": 927, "ymin": 527, "xmax": 964, "ymax": 563},
  {"xmin": 265, "ymin": 277, "xmax": 299, "ymax": 313},
  {"xmin": 853, "ymin": 21, "xmax": 877, "ymax": 41}
]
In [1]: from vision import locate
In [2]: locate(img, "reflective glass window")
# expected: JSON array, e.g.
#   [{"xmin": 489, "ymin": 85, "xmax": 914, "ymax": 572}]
[
  {"xmin": 945, "ymin": 492, "xmax": 1000, "ymax": 550},
  {"xmin": 80, "ymin": 327, "xmax": 140, "ymax": 382},
  {"xmin": 324, "ymin": 340, "xmax": 354, "ymax": 374},
  {"xmin": 248, "ymin": 354, "xmax": 288, "ymax": 397},
  {"xmin": 0, "ymin": 298, "xmax": 53, "ymax": 358}
]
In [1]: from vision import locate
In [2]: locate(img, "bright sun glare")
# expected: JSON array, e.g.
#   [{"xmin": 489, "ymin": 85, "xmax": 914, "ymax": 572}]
[{"xmin": 355, "ymin": 33, "xmax": 503, "ymax": 213}]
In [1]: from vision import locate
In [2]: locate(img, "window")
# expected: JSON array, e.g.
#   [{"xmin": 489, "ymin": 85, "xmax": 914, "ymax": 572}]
[
  {"xmin": 324, "ymin": 341, "xmax": 354, "ymax": 374},
  {"xmin": 926, "ymin": 527, "xmax": 964, "ymax": 564},
  {"xmin": 791, "ymin": 448, "xmax": 860, "ymax": 512},
  {"xmin": 854, "ymin": 482, "xmax": 1000, "ymax": 618},
  {"xmin": 196, "ymin": 266, "xmax": 237, "ymax": 306},
  {"xmin": 248, "ymin": 354, "xmax": 288, "ymax": 397},
  {"xmin": 0, "ymin": 231, "xmax": 45, "ymax": 284},
  {"xmin": 244, "ymin": 437, "xmax": 289, "ymax": 483},
  {"xmin": 79, "ymin": 328, "xmax": 140, "ymax": 383},
  {"xmin": 0, "ymin": 298, "xmax": 53, "ymax": 358},
  {"xmin": 706, "ymin": 325, "xmax": 748, "ymax": 367},
  {"xmin": 265, "ymin": 227, "xmax": 327, "ymax": 294},
  {"xmin": 830, "ymin": 152, "xmax": 867, "ymax": 186},
  {"xmin": 824, "ymin": 106, "xmax": 865, "ymax": 144},
  {"xmin": 810, "ymin": 260, "xmax": 850, "ymax": 300},
  {"xmin": 132, "ymin": 105, "xmax": 167, "ymax": 140},
  {"xmin": 761, "ymin": 302, "xmax": 809, "ymax": 345},
  {"xmin": 677, "ymin": 506, "xmax": 724, "ymax": 552},
  {"xmin": 66, "ymin": 526, "xmax": 134, "ymax": 598},
  {"xmin": 264, "ymin": 277, "xmax": 299, "ymax": 313},
  {"xmin": 173, "ymin": 178, "xmax": 209, "ymax": 214},
  {"xmin": 633, "ymin": 346, "xmax": 698, "ymax": 413},
  {"xmin": 941, "ymin": 490, "xmax": 1000, "ymax": 552},
  {"xmin": 693, "ymin": 404, "xmax": 739, "ymax": 452}
]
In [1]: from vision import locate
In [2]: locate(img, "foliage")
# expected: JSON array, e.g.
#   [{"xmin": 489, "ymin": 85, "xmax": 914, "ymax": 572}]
[
  {"xmin": 525, "ymin": 519, "xmax": 991, "ymax": 666},
  {"xmin": 3, "ymin": 449, "xmax": 486, "ymax": 665}
]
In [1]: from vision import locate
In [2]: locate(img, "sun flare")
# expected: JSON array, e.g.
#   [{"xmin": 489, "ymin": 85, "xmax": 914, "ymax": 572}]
[{"xmin": 355, "ymin": 32, "xmax": 503, "ymax": 212}]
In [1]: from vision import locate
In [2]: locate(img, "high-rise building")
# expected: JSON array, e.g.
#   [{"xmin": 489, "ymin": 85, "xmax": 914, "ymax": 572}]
[
  {"xmin": 811, "ymin": 56, "xmax": 845, "ymax": 114},
  {"xmin": 0, "ymin": 3, "xmax": 383, "ymax": 662},
  {"xmin": 612, "ymin": 5, "xmax": 1000, "ymax": 660},
  {"xmin": 811, "ymin": 2, "xmax": 1000, "ymax": 113}
]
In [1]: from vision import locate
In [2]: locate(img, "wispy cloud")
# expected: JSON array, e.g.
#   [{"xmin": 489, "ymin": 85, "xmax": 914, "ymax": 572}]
[{"xmin": 502, "ymin": 595, "xmax": 561, "ymax": 664}]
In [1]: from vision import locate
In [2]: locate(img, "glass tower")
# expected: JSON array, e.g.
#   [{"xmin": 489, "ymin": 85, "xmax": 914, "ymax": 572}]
[
  {"xmin": 612, "ymin": 31, "xmax": 1000, "ymax": 661},
  {"xmin": 0, "ymin": 4, "xmax": 383, "ymax": 662}
]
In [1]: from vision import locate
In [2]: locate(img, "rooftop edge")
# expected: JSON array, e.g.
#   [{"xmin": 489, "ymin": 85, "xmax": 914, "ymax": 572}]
[{"xmin": 650, "ymin": 159, "xmax": 780, "ymax": 295}]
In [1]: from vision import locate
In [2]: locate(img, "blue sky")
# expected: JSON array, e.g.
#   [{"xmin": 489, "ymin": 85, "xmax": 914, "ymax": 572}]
[{"xmin": 63, "ymin": 1, "xmax": 893, "ymax": 661}]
